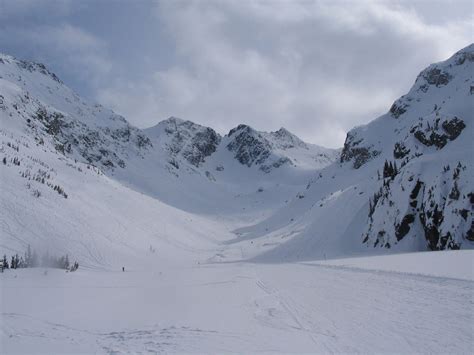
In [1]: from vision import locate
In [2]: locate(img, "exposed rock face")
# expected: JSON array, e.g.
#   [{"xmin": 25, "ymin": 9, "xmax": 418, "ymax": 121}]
[
  {"xmin": 32, "ymin": 105, "xmax": 151, "ymax": 168},
  {"xmin": 225, "ymin": 124, "xmax": 335, "ymax": 172},
  {"xmin": 148, "ymin": 117, "xmax": 221, "ymax": 168},
  {"xmin": 389, "ymin": 100, "xmax": 409, "ymax": 118},
  {"xmin": 363, "ymin": 161, "xmax": 473, "ymax": 251},
  {"xmin": 411, "ymin": 115, "xmax": 465, "ymax": 149},
  {"xmin": 393, "ymin": 142, "xmax": 410, "ymax": 159},
  {"xmin": 340, "ymin": 132, "xmax": 380, "ymax": 169},
  {"xmin": 184, "ymin": 127, "xmax": 221, "ymax": 166},
  {"xmin": 226, "ymin": 125, "xmax": 272, "ymax": 167},
  {"xmin": 421, "ymin": 67, "xmax": 452, "ymax": 87}
]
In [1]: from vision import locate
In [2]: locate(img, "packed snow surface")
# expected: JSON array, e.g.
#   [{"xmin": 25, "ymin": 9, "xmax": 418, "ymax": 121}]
[{"xmin": 2, "ymin": 251, "xmax": 473, "ymax": 353}]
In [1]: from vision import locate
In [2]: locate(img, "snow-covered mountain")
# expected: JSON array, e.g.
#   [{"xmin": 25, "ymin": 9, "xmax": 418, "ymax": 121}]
[
  {"xmin": 0, "ymin": 45, "xmax": 472, "ymax": 267},
  {"xmin": 143, "ymin": 117, "xmax": 336, "ymax": 175},
  {"xmin": 230, "ymin": 44, "xmax": 473, "ymax": 262},
  {"xmin": 339, "ymin": 44, "xmax": 473, "ymax": 251},
  {"xmin": 0, "ymin": 54, "xmax": 152, "ymax": 169},
  {"xmin": 0, "ymin": 52, "xmax": 334, "ymax": 180},
  {"xmin": 0, "ymin": 50, "xmax": 337, "ymax": 263}
]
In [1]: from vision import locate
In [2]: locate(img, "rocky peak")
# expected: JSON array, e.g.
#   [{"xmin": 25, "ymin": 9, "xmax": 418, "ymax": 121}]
[
  {"xmin": 341, "ymin": 43, "xmax": 473, "ymax": 169},
  {"xmin": 145, "ymin": 117, "xmax": 221, "ymax": 168},
  {"xmin": 390, "ymin": 44, "xmax": 474, "ymax": 120},
  {"xmin": 227, "ymin": 124, "xmax": 254, "ymax": 137},
  {"xmin": 226, "ymin": 124, "xmax": 272, "ymax": 167},
  {"xmin": 224, "ymin": 123, "xmax": 333, "ymax": 172}
]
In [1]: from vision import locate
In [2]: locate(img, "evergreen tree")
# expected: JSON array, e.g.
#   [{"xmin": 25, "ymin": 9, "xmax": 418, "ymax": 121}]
[{"xmin": 2, "ymin": 254, "xmax": 8, "ymax": 269}]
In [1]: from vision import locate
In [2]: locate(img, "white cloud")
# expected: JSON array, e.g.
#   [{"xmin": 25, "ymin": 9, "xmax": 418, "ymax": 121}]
[
  {"xmin": 96, "ymin": 1, "xmax": 471, "ymax": 147},
  {"xmin": 0, "ymin": 0, "xmax": 111, "ymax": 91},
  {"xmin": 4, "ymin": 0, "xmax": 471, "ymax": 148}
]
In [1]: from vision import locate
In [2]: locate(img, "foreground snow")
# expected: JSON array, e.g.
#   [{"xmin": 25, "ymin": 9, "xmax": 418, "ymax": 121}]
[{"xmin": 1, "ymin": 251, "xmax": 473, "ymax": 353}]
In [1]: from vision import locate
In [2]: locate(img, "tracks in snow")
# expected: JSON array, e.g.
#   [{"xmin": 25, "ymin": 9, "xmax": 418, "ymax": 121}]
[{"xmin": 253, "ymin": 273, "xmax": 337, "ymax": 352}]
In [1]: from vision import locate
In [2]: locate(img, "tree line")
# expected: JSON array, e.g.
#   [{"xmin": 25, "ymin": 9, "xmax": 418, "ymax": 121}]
[{"xmin": 0, "ymin": 245, "xmax": 79, "ymax": 272}]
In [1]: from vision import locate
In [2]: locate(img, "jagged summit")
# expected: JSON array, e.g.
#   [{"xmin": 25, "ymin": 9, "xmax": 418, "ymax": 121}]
[
  {"xmin": 0, "ymin": 53, "xmax": 63, "ymax": 84},
  {"xmin": 223, "ymin": 122, "xmax": 336, "ymax": 172},
  {"xmin": 142, "ymin": 119, "xmax": 337, "ymax": 173},
  {"xmin": 144, "ymin": 117, "xmax": 221, "ymax": 168}
]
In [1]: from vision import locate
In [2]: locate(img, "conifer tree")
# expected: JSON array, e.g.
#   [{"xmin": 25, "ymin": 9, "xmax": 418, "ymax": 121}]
[{"xmin": 2, "ymin": 255, "xmax": 8, "ymax": 269}]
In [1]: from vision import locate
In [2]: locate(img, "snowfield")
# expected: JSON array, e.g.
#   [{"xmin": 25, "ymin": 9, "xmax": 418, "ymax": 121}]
[
  {"xmin": 1, "ymin": 44, "xmax": 473, "ymax": 353},
  {"xmin": 2, "ymin": 251, "xmax": 473, "ymax": 353}
]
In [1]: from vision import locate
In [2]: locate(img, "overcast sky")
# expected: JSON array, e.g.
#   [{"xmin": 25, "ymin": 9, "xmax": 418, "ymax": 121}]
[{"xmin": 0, "ymin": 0, "xmax": 472, "ymax": 147}]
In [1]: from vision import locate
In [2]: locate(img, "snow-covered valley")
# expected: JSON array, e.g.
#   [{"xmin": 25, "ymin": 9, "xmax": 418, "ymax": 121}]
[
  {"xmin": 2, "ymin": 252, "xmax": 473, "ymax": 353},
  {"xmin": 1, "ymin": 43, "xmax": 473, "ymax": 353}
]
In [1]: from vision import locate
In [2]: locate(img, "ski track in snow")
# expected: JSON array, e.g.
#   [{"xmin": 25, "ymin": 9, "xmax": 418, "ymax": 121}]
[
  {"xmin": 2, "ymin": 313, "xmax": 251, "ymax": 354},
  {"xmin": 2, "ymin": 259, "xmax": 472, "ymax": 353}
]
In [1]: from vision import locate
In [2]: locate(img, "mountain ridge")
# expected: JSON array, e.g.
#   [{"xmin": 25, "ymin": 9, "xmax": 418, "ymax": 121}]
[{"xmin": 0, "ymin": 45, "xmax": 472, "ymax": 268}]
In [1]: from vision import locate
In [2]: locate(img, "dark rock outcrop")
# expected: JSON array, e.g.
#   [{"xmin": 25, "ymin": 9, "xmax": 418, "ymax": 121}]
[
  {"xmin": 227, "ymin": 125, "xmax": 272, "ymax": 167},
  {"xmin": 340, "ymin": 132, "xmax": 380, "ymax": 169}
]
